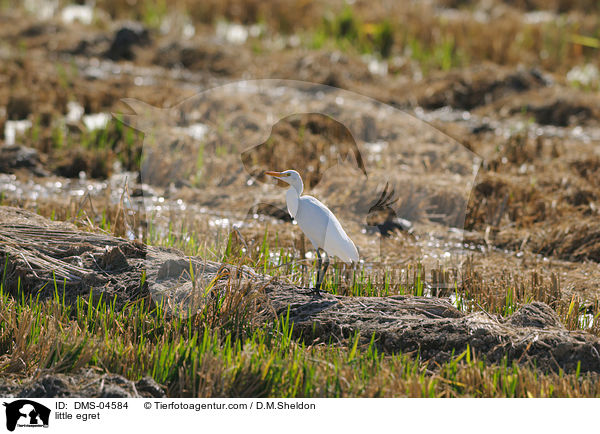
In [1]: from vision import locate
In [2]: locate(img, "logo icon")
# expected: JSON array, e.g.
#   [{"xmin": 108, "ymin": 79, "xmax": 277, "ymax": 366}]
[
  {"xmin": 3, "ymin": 400, "xmax": 50, "ymax": 432},
  {"xmin": 118, "ymin": 79, "xmax": 481, "ymax": 310}
]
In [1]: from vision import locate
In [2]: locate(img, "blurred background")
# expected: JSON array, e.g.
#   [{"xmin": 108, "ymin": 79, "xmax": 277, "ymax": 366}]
[
  {"xmin": 0, "ymin": 0, "xmax": 599, "ymax": 305},
  {"xmin": 1, "ymin": 0, "xmax": 599, "ymax": 174}
]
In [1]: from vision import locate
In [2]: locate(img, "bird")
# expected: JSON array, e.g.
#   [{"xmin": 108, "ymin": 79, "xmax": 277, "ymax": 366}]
[{"xmin": 265, "ymin": 169, "xmax": 359, "ymax": 296}]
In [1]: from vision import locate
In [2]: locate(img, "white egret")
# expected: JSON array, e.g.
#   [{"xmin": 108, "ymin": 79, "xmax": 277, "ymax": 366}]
[{"xmin": 265, "ymin": 170, "xmax": 359, "ymax": 295}]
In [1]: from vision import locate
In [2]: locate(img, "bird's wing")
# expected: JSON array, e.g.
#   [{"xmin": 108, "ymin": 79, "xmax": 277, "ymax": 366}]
[
  {"xmin": 296, "ymin": 196, "xmax": 359, "ymax": 263},
  {"xmin": 295, "ymin": 196, "xmax": 329, "ymax": 250},
  {"xmin": 324, "ymin": 212, "xmax": 359, "ymax": 263}
]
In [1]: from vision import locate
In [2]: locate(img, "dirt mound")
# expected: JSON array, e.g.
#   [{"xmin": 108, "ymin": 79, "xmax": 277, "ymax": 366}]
[
  {"xmin": 0, "ymin": 145, "xmax": 48, "ymax": 176},
  {"xmin": 467, "ymin": 172, "xmax": 547, "ymax": 229},
  {"xmin": 0, "ymin": 206, "xmax": 245, "ymax": 311},
  {"xmin": 271, "ymin": 51, "xmax": 374, "ymax": 88},
  {"xmin": 0, "ymin": 206, "xmax": 148, "ymax": 307},
  {"xmin": 6, "ymin": 93, "xmax": 33, "ymax": 120},
  {"xmin": 68, "ymin": 21, "xmax": 150, "ymax": 61},
  {"xmin": 0, "ymin": 372, "xmax": 165, "ymax": 398},
  {"xmin": 266, "ymin": 286, "xmax": 600, "ymax": 373},
  {"xmin": 533, "ymin": 219, "xmax": 600, "ymax": 263},
  {"xmin": 474, "ymin": 86, "xmax": 600, "ymax": 126},
  {"xmin": 153, "ymin": 40, "xmax": 249, "ymax": 76},
  {"xmin": 415, "ymin": 65, "xmax": 547, "ymax": 110},
  {"xmin": 521, "ymin": 99, "xmax": 595, "ymax": 126},
  {"xmin": 502, "ymin": 89, "xmax": 600, "ymax": 126},
  {"xmin": 508, "ymin": 302, "xmax": 562, "ymax": 328},
  {"xmin": 105, "ymin": 21, "xmax": 150, "ymax": 61}
]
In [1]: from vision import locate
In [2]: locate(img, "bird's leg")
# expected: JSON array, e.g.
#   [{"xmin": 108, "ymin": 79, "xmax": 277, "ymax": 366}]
[
  {"xmin": 313, "ymin": 249, "xmax": 330, "ymax": 296},
  {"xmin": 310, "ymin": 249, "xmax": 324, "ymax": 296},
  {"xmin": 315, "ymin": 248, "xmax": 323, "ymax": 280},
  {"xmin": 301, "ymin": 249, "xmax": 324, "ymax": 297}
]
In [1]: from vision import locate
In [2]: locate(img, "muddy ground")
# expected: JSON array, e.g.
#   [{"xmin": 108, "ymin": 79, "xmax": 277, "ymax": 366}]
[
  {"xmin": 1, "ymin": 1, "xmax": 600, "ymax": 392},
  {"xmin": 2, "ymin": 205, "xmax": 599, "ymax": 394}
]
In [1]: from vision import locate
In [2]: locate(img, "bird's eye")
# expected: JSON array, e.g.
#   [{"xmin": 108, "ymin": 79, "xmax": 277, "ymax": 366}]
[{"xmin": 286, "ymin": 173, "xmax": 291, "ymax": 177}]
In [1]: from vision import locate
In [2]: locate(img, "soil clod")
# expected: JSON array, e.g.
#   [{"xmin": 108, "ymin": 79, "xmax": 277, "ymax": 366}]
[{"xmin": 0, "ymin": 145, "xmax": 48, "ymax": 176}]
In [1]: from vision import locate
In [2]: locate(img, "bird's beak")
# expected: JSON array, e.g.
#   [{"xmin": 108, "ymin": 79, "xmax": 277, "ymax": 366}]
[{"xmin": 265, "ymin": 171, "xmax": 284, "ymax": 178}]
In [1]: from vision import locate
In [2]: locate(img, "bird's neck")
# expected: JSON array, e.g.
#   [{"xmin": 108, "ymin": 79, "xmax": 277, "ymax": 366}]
[
  {"xmin": 288, "ymin": 183, "xmax": 302, "ymax": 196},
  {"xmin": 291, "ymin": 178, "xmax": 303, "ymax": 196},
  {"xmin": 286, "ymin": 186, "xmax": 300, "ymax": 217}
]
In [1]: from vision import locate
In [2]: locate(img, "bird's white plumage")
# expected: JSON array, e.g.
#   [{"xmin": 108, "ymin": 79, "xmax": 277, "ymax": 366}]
[
  {"xmin": 269, "ymin": 170, "xmax": 359, "ymax": 263},
  {"xmin": 295, "ymin": 195, "xmax": 358, "ymax": 263}
]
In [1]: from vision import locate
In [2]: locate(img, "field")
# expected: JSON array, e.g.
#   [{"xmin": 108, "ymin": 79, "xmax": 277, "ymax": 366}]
[{"xmin": 1, "ymin": 0, "xmax": 600, "ymax": 397}]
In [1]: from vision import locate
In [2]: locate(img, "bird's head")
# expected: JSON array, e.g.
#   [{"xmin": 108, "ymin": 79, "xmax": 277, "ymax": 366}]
[{"xmin": 265, "ymin": 169, "xmax": 304, "ymax": 194}]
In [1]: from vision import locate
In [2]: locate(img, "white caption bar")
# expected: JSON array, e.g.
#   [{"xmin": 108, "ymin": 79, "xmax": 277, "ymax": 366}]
[{"xmin": 0, "ymin": 398, "xmax": 592, "ymax": 433}]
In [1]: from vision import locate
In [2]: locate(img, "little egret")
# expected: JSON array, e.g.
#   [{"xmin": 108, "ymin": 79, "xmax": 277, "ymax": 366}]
[{"xmin": 265, "ymin": 170, "xmax": 359, "ymax": 295}]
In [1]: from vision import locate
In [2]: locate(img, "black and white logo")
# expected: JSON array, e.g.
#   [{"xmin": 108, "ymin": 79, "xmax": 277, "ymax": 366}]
[{"xmin": 3, "ymin": 400, "xmax": 50, "ymax": 432}]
